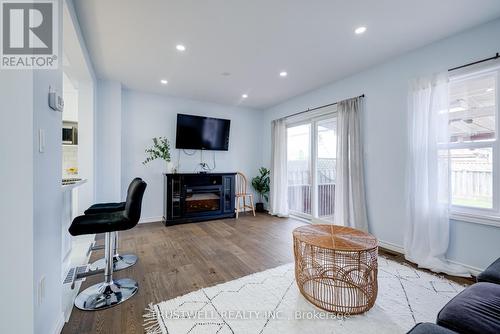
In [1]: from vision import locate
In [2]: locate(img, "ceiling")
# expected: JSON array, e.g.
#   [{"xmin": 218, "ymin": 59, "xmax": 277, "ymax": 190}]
[{"xmin": 73, "ymin": 0, "xmax": 500, "ymax": 109}]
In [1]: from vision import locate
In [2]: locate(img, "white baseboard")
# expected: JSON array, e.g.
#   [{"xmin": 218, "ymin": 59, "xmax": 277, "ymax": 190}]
[
  {"xmin": 377, "ymin": 239, "xmax": 484, "ymax": 276},
  {"xmin": 378, "ymin": 240, "xmax": 405, "ymax": 254},
  {"xmin": 52, "ymin": 312, "xmax": 65, "ymax": 334},
  {"xmin": 139, "ymin": 216, "xmax": 164, "ymax": 224},
  {"xmin": 447, "ymin": 259, "xmax": 483, "ymax": 276},
  {"xmin": 140, "ymin": 210, "xmax": 257, "ymax": 224}
]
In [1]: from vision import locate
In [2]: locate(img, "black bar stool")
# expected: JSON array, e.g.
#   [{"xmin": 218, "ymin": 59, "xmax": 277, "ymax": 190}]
[
  {"xmin": 69, "ymin": 179, "xmax": 147, "ymax": 311},
  {"xmin": 85, "ymin": 178, "xmax": 142, "ymax": 271}
]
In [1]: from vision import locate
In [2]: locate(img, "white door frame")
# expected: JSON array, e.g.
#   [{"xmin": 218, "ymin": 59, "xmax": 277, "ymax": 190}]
[{"xmin": 286, "ymin": 109, "xmax": 337, "ymax": 221}]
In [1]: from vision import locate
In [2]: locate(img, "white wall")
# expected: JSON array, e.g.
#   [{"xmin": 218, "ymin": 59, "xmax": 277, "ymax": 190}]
[
  {"xmin": 33, "ymin": 68, "xmax": 64, "ymax": 334},
  {"xmin": 0, "ymin": 72, "xmax": 35, "ymax": 334},
  {"xmin": 64, "ymin": 0, "xmax": 97, "ymax": 215},
  {"xmin": 77, "ymin": 79, "xmax": 96, "ymax": 213},
  {"xmin": 121, "ymin": 90, "xmax": 265, "ymax": 220},
  {"xmin": 0, "ymin": 66, "xmax": 64, "ymax": 334},
  {"xmin": 262, "ymin": 18, "xmax": 500, "ymax": 271},
  {"xmin": 62, "ymin": 73, "xmax": 78, "ymax": 122},
  {"xmin": 30, "ymin": 1, "xmax": 64, "ymax": 332},
  {"xmin": 96, "ymin": 80, "xmax": 122, "ymax": 202},
  {"xmin": 0, "ymin": 2, "xmax": 97, "ymax": 333}
]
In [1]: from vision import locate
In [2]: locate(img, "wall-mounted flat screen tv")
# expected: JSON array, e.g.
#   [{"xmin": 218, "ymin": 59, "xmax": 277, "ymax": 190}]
[{"xmin": 175, "ymin": 114, "xmax": 231, "ymax": 151}]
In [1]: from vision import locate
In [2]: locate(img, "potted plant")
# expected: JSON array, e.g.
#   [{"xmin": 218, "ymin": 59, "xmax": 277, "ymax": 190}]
[
  {"xmin": 143, "ymin": 137, "xmax": 173, "ymax": 172},
  {"xmin": 251, "ymin": 167, "xmax": 270, "ymax": 212}
]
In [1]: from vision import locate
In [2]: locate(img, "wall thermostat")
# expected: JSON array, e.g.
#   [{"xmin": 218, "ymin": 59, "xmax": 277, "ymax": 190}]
[{"xmin": 49, "ymin": 88, "xmax": 64, "ymax": 112}]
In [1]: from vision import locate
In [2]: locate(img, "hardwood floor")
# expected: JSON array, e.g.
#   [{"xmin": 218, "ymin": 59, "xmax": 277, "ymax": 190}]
[
  {"xmin": 62, "ymin": 213, "xmax": 474, "ymax": 333},
  {"xmin": 62, "ymin": 213, "xmax": 305, "ymax": 334}
]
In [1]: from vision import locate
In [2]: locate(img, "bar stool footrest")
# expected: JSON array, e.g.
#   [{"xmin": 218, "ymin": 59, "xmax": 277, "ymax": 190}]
[
  {"xmin": 86, "ymin": 241, "xmax": 105, "ymax": 256},
  {"xmin": 90, "ymin": 253, "xmax": 138, "ymax": 271},
  {"xmin": 74, "ymin": 278, "xmax": 139, "ymax": 311}
]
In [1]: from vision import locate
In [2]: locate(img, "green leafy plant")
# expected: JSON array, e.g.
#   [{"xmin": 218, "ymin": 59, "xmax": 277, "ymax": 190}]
[
  {"xmin": 143, "ymin": 137, "xmax": 171, "ymax": 165},
  {"xmin": 251, "ymin": 167, "xmax": 270, "ymax": 203}
]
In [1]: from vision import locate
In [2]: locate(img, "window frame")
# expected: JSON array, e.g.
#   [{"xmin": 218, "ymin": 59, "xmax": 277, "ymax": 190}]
[
  {"xmin": 286, "ymin": 121, "xmax": 313, "ymax": 220},
  {"xmin": 285, "ymin": 106, "xmax": 337, "ymax": 222},
  {"xmin": 448, "ymin": 65, "xmax": 500, "ymax": 227}
]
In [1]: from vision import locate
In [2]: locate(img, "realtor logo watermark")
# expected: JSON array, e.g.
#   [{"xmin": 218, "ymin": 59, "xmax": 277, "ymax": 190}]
[{"xmin": 1, "ymin": 0, "xmax": 58, "ymax": 69}]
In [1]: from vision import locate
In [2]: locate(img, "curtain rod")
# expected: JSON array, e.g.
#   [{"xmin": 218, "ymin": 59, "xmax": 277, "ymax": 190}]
[
  {"xmin": 448, "ymin": 52, "xmax": 500, "ymax": 72},
  {"xmin": 283, "ymin": 94, "xmax": 365, "ymax": 120}
]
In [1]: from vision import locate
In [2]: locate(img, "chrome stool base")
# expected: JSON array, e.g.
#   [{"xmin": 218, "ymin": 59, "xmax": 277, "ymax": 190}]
[
  {"xmin": 74, "ymin": 278, "xmax": 138, "ymax": 311},
  {"xmin": 91, "ymin": 254, "xmax": 138, "ymax": 271}
]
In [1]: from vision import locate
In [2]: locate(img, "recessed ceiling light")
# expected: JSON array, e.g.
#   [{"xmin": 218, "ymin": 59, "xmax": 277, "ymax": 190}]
[
  {"xmin": 355, "ymin": 26, "xmax": 367, "ymax": 35},
  {"xmin": 486, "ymin": 88, "xmax": 494, "ymax": 92},
  {"xmin": 242, "ymin": 94, "xmax": 248, "ymax": 99},
  {"xmin": 176, "ymin": 44, "xmax": 186, "ymax": 51},
  {"xmin": 279, "ymin": 71, "xmax": 288, "ymax": 77},
  {"xmin": 160, "ymin": 79, "xmax": 168, "ymax": 85}
]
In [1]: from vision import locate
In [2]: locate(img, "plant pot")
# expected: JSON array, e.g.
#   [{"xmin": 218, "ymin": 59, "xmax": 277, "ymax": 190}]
[
  {"xmin": 166, "ymin": 161, "xmax": 173, "ymax": 173},
  {"xmin": 255, "ymin": 202, "xmax": 265, "ymax": 212}
]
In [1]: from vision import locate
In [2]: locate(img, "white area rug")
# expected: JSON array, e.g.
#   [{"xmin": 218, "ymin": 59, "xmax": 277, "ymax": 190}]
[{"xmin": 144, "ymin": 257, "xmax": 465, "ymax": 334}]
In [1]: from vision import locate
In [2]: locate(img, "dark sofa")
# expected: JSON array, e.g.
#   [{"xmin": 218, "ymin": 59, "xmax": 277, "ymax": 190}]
[
  {"xmin": 477, "ymin": 257, "xmax": 500, "ymax": 285},
  {"xmin": 407, "ymin": 257, "xmax": 500, "ymax": 334}
]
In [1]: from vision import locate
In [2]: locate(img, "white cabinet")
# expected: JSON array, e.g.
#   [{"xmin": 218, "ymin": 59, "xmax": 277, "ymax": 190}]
[{"xmin": 63, "ymin": 90, "xmax": 78, "ymax": 122}]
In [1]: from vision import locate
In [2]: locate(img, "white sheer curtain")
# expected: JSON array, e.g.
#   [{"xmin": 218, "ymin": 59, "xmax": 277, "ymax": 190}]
[
  {"xmin": 270, "ymin": 118, "xmax": 289, "ymax": 217},
  {"xmin": 406, "ymin": 73, "xmax": 469, "ymax": 276},
  {"xmin": 334, "ymin": 97, "xmax": 369, "ymax": 231}
]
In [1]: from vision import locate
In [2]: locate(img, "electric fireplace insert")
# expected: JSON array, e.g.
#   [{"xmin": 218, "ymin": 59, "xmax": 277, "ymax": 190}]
[{"xmin": 163, "ymin": 173, "xmax": 236, "ymax": 225}]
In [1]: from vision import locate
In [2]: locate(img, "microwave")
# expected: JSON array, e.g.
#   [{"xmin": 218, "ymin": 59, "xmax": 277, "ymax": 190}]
[{"xmin": 62, "ymin": 123, "xmax": 78, "ymax": 145}]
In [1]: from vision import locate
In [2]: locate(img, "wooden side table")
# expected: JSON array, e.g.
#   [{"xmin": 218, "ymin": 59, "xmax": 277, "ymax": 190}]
[{"xmin": 293, "ymin": 225, "xmax": 378, "ymax": 314}]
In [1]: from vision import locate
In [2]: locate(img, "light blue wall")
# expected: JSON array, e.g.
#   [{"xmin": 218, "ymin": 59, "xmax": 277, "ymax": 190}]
[
  {"xmin": 31, "ymin": 1, "xmax": 68, "ymax": 332},
  {"xmin": 0, "ymin": 27, "xmax": 63, "ymax": 334},
  {"xmin": 96, "ymin": 80, "xmax": 123, "ymax": 202},
  {"xmin": 448, "ymin": 220, "xmax": 500, "ymax": 270},
  {"xmin": 262, "ymin": 19, "xmax": 500, "ymax": 271},
  {"xmin": 0, "ymin": 67, "xmax": 35, "ymax": 334},
  {"xmin": 2, "ymin": 1, "xmax": 101, "ymax": 332},
  {"xmin": 33, "ymin": 66, "xmax": 64, "ymax": 334},
  {"xmin": 65, "ymin": 0, "xmax": 98, "ymax": 215},
  {"xmin": 121, "ymin": 90, "xmax": 265, "ymax": 220}
]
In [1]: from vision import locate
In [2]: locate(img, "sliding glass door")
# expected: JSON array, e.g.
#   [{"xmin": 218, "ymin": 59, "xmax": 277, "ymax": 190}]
[
  {"xmin": 316, "ymin": 117, "xmax": 337, "ymax": 223},
  {"xmin": 287, "ymin": 123, "xmax": 312, "ymax": 217},
  {"xmin": 287, "ymin": 114, "xmax": 337, "ymax": 222}
]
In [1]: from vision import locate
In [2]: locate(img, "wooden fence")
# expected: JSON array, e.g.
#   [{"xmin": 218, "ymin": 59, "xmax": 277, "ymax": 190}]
[{"xmin": 287, "ymin": 162, "xmax": 492, "ymax": 215}]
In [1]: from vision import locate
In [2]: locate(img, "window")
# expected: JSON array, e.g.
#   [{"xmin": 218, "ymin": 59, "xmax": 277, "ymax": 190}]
[
  {"xmin": 286, "ymin": 111, "xmax": 336, "ymax": 222},
  {"xmin": 448, "ymin": 67, "xmax": 500, "ymax": 223}
]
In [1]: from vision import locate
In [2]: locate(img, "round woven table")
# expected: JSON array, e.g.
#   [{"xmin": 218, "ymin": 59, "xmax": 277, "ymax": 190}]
[{"xmin": 293, "ymin": 225, "xmax": 378, "ymax": 314}]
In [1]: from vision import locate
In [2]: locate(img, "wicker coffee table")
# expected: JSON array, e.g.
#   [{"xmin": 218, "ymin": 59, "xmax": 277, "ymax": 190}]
[{"xmin": 293, "ymin": 225, "xmax": 378, "ymax": 314}]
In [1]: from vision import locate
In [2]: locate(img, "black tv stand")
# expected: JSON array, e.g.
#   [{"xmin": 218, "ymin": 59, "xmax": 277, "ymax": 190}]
[{"xmin": 163, "ymin": 173, "xmax": 236, "ymax": 225}]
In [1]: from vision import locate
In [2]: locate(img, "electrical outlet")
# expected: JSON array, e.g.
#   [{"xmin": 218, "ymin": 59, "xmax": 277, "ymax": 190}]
[{"xmin": 37, "ymin": 275, "xmax": 46, "ymax": 306}]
